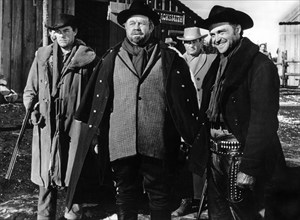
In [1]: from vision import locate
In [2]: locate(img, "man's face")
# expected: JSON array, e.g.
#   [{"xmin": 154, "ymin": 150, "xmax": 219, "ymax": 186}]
[
  {"xmin": 209, "ymin": 22, "xmax": 241, "ymax": 54},
  {"xmin": 53, "ymin": 26, "xmax": 77, "ymax": 50},
  {"xmin": 183, "ymin": 39, "xmax": 203, "ymax": 56},
  {"xmin": 124, "ymin": 15, "xmax": 154, "ymax": 45}
]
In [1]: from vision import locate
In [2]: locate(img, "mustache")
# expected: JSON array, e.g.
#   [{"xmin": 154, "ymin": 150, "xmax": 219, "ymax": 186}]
[{"xmin": 131, "ymin": 31, "xmax": 143, "ymax": 35}]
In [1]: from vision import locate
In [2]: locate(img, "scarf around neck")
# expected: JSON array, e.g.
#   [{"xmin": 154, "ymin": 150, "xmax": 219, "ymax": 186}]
[
  {"xmin": 122, "ymin": 37, "xmax": 156, "ymax": 76},
  {"xmin": 206, "ymin": 39, "xmax": 243, "ymax": 122}
]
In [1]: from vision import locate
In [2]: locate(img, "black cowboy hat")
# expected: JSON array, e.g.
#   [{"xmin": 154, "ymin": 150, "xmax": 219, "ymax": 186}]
[
  {"xmin": 45, "ymin": 14, "xmax": 78, "ymax": 30},
  {"xmin": 199, "ymin": 5, "xmax": 253, "ymax": 30},
  {"xmin": 117, "ymin": 0, "xmax": 160, "ymax": 26}
]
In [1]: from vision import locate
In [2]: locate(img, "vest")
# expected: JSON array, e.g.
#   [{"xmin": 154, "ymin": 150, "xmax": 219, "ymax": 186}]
[{"xmin": 109, "ymin": 46, "xmax": 166, "ymax": 161}]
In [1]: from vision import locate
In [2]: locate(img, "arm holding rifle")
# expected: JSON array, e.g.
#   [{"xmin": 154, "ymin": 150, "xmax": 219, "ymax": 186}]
[{"xmin": 23, "ymin": 55, "xmax": 40, "ymax": 123}]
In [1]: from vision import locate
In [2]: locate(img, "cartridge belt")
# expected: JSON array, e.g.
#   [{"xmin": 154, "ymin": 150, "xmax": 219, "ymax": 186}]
[{"xmin": 210, "ymin": 139, "xmax": 243, "ymax": 156}]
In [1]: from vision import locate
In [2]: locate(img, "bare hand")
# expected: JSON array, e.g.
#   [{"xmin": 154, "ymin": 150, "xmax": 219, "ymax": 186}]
[
  {"xmin": 236, "ymin": 172, "xmax": 255, "ymax": 190},
  {"xmin": 94, "ymin": 144, "xmax": 99, "ymax": 154}
]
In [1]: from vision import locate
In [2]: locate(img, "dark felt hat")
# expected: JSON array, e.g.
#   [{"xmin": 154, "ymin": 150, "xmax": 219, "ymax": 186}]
[
  {"xmin": 45, "ymin": 14, "xmax": 78, "ymax": 30},
  {"xmin": 117, "ymin": 0, "xmax": 160, "ymax": 26},
  {"xmin": 200, "ymin": 5, "xmax": 253, "ymax": 30}
]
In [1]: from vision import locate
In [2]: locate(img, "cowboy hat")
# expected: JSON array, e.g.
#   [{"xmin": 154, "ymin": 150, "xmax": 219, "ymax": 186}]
[
  {"xmin": 177, "ymin": 27, "xmax": 207, "ymax": 41},
  {"xmin": 165, "ymin": 37, "xmax": 177, "ymax": 45},
  {"xmin": 117, "ymin": 0, "xmax": 160, "ymax": 26},
  {"xmin": 199, "ymin": 5, "xmax": 253, "ymax": 30},
  {"xmin": 45, "ymin": 14, "xmax": 78, "ymax": 30}
]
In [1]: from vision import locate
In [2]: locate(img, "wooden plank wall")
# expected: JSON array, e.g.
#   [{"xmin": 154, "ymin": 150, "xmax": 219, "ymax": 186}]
[
  {"xmin": 0, "ymin": 0, "xmax": 75, "ymax": 93},
  {"xmin": 0, "ymin": 0, "xmax": 2, "ymax": 78}
]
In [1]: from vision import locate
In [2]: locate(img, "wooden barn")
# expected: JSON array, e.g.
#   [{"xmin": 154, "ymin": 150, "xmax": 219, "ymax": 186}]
[
  {"xmin": 0, "ymin": 0, "xmax": 202, "ymax": 94},
  {"xmin": 278, "ymin": 4, "xmax": 300, "ymax": 87}
]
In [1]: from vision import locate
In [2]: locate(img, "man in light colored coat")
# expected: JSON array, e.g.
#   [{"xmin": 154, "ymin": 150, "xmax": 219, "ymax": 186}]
[
  {"xmin": 171, "ymin": 27, "xmax": 217, "ymax": 217},
  {"xmin": 23, "ymin": 14, "xmax": 99, "ymax": 220}
]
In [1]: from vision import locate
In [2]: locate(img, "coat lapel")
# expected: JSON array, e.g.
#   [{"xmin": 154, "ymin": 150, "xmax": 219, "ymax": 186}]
[
  {"xmin": 221, "ymin": 38, "xmax": 259, "ymax": 94},
  {"xmin": 192, "ymin": 53, "xmax": 207, "ymax": 77}
]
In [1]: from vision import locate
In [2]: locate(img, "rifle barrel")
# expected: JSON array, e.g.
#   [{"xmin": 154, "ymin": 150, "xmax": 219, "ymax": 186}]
[{"xmin": 5, "ymin": 109, "xmax": 31, "ymax": 180}]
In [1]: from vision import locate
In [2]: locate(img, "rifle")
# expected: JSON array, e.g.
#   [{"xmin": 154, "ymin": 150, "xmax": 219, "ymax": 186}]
[
  {"xmin": 196, "ymin": 171, "xmax": 207, "ymax": 220},
  {"xmin": 5, "ymin": 101, "xmax": 34, "ymax": 180}
]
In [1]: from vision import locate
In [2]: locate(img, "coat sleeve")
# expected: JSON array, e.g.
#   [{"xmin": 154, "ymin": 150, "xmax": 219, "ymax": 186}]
[
  {"xmin": 23, "ymin": 55, "xmax": 39, "ymax": 110},
  {"xmin": 239, "ymin": 57, "xmax": 280, "ymax": 177}
]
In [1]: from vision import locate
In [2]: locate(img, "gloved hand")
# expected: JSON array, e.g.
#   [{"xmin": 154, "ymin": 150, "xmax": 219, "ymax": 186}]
[
  {"xmin": 30, "ymin": 110, "xmax": 41, "ymax": 125},
  {"xmin": 237, "ymin": 172, "xmax": 256, "ymax": 190}
]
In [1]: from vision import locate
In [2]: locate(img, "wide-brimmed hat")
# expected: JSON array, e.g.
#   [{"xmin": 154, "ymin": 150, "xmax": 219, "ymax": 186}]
[
  {"xmin": 200, "ymin": 5, "xmax": 253, "ymax": 30},
  {"xmin": 165, "ymin": 37, "xmax": 177, "ymax": 45},
  {"xmin": 177, "ymin": 27, "xmax": 207, "ymax": 41},
  {"xmin": 45, "ymin": 14, "xmax": 78, "ymax": 30},
  {"xmin": 117, "ymin": 0, "xmax": 160, "ymax": 26}
]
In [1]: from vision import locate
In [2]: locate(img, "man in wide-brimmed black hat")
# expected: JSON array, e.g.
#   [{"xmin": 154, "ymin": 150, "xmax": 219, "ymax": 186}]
[
  {"xmin": 23, "ymin": 13, "xmax": 99, "ymax": 220},
  {"xmin": 65, "ymin": 0, "xmax": 202, "ymax": 219},
  {"xmin": 190, "ymin": 5, "xmax": 287, "ymax": 220}
]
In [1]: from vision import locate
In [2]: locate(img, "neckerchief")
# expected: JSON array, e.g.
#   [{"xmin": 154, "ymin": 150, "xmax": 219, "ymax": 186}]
[
  {"xmin": 122, "ymin": 37, "xmax": 156, "ymax": 77},
  {"xmin": 51, "ymin": 40, "xmax": 81, "ymax": 97},
  {"xmin": 206, "ymin": 39, "xmax": 243, "ymax": 122}
]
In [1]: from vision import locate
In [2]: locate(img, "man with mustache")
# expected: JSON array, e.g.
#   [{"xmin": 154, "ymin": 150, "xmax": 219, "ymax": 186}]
[
  {"xmin": 66, "ymin": 1, "xmax": 201, "ymax": 219},
  {"xmin": 190, "ymin": 5, "xmax": 287, "ymax": 220},
  {"xmin": 23, "ymin": 14, "xmax": 99, "ymax": 220}
]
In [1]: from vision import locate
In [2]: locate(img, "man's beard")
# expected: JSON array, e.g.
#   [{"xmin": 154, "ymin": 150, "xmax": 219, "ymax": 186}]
[{"xmin": 128, "ymin": 32, "xmax": 150, "ymax": 46}]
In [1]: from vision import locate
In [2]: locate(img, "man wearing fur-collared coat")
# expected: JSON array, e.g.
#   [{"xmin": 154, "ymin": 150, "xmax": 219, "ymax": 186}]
[
  {"xmin": 191, "ymin": 5, "xmax": 286, "ymax": 220},
  {"xmin": 23, "ymin": 14, "xmax": 99, "ymax": 220}
]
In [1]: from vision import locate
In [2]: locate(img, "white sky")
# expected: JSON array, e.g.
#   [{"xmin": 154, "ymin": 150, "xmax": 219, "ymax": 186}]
[{"xmin": 180, "ymin": 0, "xmax": 299, "ymax": 56}]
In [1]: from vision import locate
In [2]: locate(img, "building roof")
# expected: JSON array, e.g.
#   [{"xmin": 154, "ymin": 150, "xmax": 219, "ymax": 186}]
[{"xmin": 279, "ymin": 4, "xmax": 300, "ymax": 25}]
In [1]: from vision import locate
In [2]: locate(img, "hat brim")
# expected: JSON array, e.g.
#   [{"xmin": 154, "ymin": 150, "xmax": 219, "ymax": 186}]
[
  {"xmin": 117, "ymin": 9, "xmax": 160, "ymax": 26},
  {"xmin": 200, "ymin": 10, "xmax": 253, "ymax": 30},
  {"xmin": 177, "ymin": 34, "xmax": 208, "ymax": 41}
]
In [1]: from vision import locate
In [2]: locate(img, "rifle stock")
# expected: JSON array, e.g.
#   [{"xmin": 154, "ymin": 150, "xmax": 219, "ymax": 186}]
[{"xmin": 5, "ymin": 102, "xmax": 34, "ymax": 180}]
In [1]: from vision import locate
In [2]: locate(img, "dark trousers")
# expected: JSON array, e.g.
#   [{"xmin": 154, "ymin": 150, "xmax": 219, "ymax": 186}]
[
  {"xmin": 207, "ymin": 153, "xmax": 262, "ymax": 220},
  {"xmin": 37, "ymin": 186, "xmax": 57, "ymax": 220},
  {"xmin": 193, "ymin": 172, "xmax": 206, "ymax": 200},
  {"xmin": 111, "ymin": 155, "xmax": 171, "ymax": 220}
]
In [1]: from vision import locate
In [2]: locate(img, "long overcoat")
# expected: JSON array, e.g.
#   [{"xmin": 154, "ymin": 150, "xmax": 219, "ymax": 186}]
[
  {"xmin": 23, "ymin": 40, "xmax": 98, "ymax": 188},
  {"xmin": 66, "ymin": 41, "xmax": 201, "ymax": 208},
  {"xmin": 189, "ymin": 37, "xmax": 286, "ymax": 181}
]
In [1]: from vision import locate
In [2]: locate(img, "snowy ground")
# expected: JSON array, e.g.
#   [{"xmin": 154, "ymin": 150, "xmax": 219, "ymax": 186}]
[{"xmin": 0, "ymin": 88, "xmax": 299, "ymax": 220}]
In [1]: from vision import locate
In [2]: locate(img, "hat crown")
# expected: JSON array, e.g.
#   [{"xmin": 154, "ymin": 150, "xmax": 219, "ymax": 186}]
[
  {"xmin": 200, "ymin": 5, "xmax": 253, "ymax": 30},
  {"xmin": 129, "ymin": 0, "xmax": 150, "ymax": 11},
  {"xmin": 47, "ymin": 13, "xmax": 77, "ymax": 30},
  {"xmin": 209, "ymin": 5, "xmax": 234, "ymax": 18},
  {"xmin": 176, "ymin": 27, "xmax": 207, "ymax": 41}
]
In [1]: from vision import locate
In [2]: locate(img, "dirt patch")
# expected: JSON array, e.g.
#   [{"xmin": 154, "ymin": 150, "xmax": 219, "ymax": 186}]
[{"xmin": 0, "ymin": 88, "xmax": 300, "ymax": 219}]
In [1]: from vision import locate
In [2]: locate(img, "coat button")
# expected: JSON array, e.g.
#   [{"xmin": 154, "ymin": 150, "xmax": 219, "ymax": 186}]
[
  {"xmin": 99, "ymin": 80, "xmax": 102, "ymax": 83},
  {"xmin": 181, "ymin": 84, "xmax": 185, "ymax": 88},
  {"xmin": 138, "ymin": 96, "xmax": 142, "ymax": 100},
  {"xmin": 177, "ymin": 71, "xmax": 180, "ymax": 74},
  {"xmin": 96, "ymin": 94, "xmax": 100, "ymax": 97},
  {"xmin": 187, "ymin": 99, "xmax": 189, "ymax": 102},
  {"xmin": 89, "ymin": 125, "xmax": 92, "ymax": 128},
  {"xmin": 197, "ymin": 78, "xmax": 200, "ymax": 81},
  {"xmin": 93, "ymin": 110, "xmax": 97, "ymax": 113}
]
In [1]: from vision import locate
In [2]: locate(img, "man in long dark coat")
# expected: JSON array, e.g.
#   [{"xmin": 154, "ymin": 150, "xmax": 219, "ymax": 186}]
[
  {"xmin": 190, "ymin": 5, "xmax": 286, "ymax": 220},
  {"xmin": 23, "ymin": 14, "xmax": 99, "ymax": 220},
  {"xmin": 66, "ymin": 1, "xmax": 201, "ymax": 219}
]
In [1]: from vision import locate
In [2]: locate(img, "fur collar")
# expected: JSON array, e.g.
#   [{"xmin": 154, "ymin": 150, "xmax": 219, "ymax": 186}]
[
  {"xmin": 222, "ymin": 37, "xmax": 259, "ymax": 89},
  {"xmin": 36, "ymin": 39, "xmax": 96, "ymax": 68}
]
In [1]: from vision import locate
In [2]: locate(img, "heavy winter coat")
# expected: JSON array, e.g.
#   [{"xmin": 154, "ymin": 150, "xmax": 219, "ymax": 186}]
[
  {"xmin": 23, "ymin": 40, "xmax": 98, "ymax": 188},
  {"xmin": 189, "ymin": 38, "xmax": 286, "ymax": 181},
  {"xmin": 66, "ymin": 41, "xmax": 201, "ymax": 208}
]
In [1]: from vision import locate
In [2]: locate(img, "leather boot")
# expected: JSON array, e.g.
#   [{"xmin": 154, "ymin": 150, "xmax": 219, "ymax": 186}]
[
  {"xmin": 150, "ymin": 210, "xmax": 171, "ymax": 220},
  {"xmin": 116, "ymin": 205, "xmax": 138, "ymax": 220}
]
